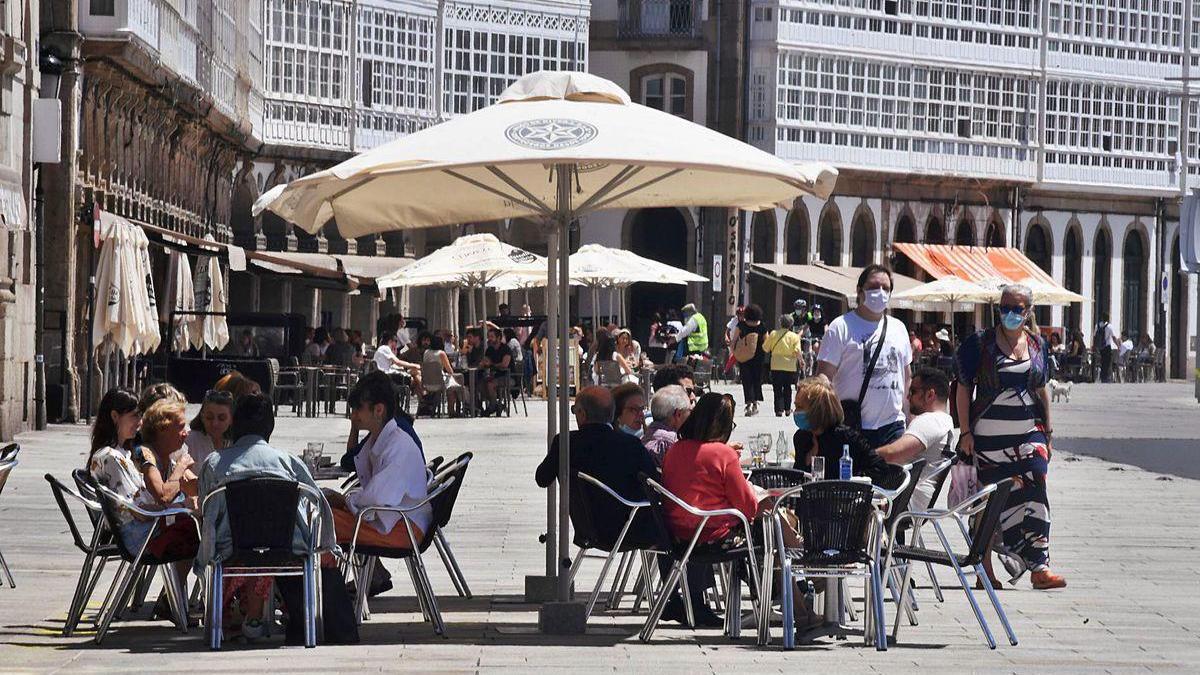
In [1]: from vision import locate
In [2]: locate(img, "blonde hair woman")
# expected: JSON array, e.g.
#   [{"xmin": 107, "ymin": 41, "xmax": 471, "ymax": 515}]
[{"xmin": 790, "ymin": 377, "xmax": 903, "ymax": 488}]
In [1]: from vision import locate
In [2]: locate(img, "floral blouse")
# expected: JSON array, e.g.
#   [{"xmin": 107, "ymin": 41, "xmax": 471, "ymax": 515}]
[{"xmin": 89, "ymin": 445, "xmax": 157, "ymax": 550}]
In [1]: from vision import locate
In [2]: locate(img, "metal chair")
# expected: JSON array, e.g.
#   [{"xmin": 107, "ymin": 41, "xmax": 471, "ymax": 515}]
[
  {"xmin": 507, "ymin": 369, "xmax": 529, "ymax": 416},
  {"xmin": 747, "ymin": 467, "xmax": 810, "ymax": 489},
  {"xmin": 201, "ymin": 477, "xmax": 328, "ymax": 649},
  {"xmin": 428, "ymin": 452, "xmax": 473, "ymax": 599},
  {"xmin": 345, "ymin": 474, "xmax": 459, "ymax": 634},
  {"xmin": 637, "ymin": 474, "xmax": 761, "ymax": 642},
  {"xmin": 0, "ymin": 445, "xmax": 18, "ymax": 589},
  {"xmin": 883, "ymin": 478, "xmax": 1018, "ymax": 649},
  {"xmin": 420, "ymin": 361, "xmax": 448, "ymax": 417},
  {"xmin": 568, "ymin": 471, "xmax": 654, "ymax": 620},
  {"xmin": 757, "ymin": 479, "xmax": 890, "ymax": 650},
  {"xmin": 270, "ymin": 357, "xmax": 305, "ymax": 415},
  {"xmin": 692, "ymin": 361, "xmax": 713, "ymax": 393},
  {"xmin": 596, "ymin": 359, "xmax": 623, "ymax": 387},
  {"xmin": 90, "ymin": 482, "xmax": 198, "ymax": 644},
  {"xmin": 910, "ymin": 456, "xmax": 954, "ymax": 603},
  {"xmin": 46, "ymin": 472, "xmax": 123, "ymax": 636}
]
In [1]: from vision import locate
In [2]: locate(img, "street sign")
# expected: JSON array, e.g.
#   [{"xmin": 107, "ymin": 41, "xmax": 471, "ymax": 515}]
[
  {"xmin": 712, "ymin": 254, "xmax": 723, "ymax": 293},
  {"xmin": 1162, "ymin": 271, "xmax": 1170, "ymax": 309},
  {"xmin": 1182, "ymin": 192, "xmax": 1200, "ymax": 273}
]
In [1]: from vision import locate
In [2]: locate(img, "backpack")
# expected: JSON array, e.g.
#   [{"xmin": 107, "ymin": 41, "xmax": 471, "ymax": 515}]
[{"xmin": 732, "ymin": 329, "xmax": 760, "ymax": 363}]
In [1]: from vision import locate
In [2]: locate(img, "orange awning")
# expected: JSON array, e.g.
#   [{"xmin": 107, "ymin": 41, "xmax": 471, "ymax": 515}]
[{"xmin": 892, "ymin": 243, "xmax": 1056, "ymax": 285}]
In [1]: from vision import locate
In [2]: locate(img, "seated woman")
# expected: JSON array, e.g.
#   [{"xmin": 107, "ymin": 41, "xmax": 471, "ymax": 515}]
[
  {"xmin": 613, "ymin": 329, "xmax": 645, "ymax": 385},
  {"xmin": 183, "ymin": 388, "xmax": 234, "ymax": 467},
  {"xmin": 325, "ymin": 372, "xmax": 431, "ymax": 552},
  {"xmin": 660, "ymin": 393, "xmax": 759, "ymax": 628},
  {"xmin": 417, "ymin": 330, "xmax": 465, "ymax": 416},
  {"xmin": 89, "ymin": 390, "xmax": 200, "ymax": 623},
  {"xmin": 790, "ymin": 377, "xmax": 904, "ymax": 490}
]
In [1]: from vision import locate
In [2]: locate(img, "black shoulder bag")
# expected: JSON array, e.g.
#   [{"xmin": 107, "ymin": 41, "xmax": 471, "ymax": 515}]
[{"xmin": 840, "ymin": 316, "xmax": 887, "ymax": 431}]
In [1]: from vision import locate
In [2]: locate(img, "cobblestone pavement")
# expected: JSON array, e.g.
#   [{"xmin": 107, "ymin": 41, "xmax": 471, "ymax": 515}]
[{"xmin": 0, "ymin": 382, "xmax": 1197, "ymax": 672}]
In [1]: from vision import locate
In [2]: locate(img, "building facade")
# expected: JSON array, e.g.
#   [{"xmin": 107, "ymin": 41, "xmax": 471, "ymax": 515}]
[
  {"xmin": 235, "ymin": 0, "xmax": 590, "ymax": 334},
  {"xmin": 584, "ymin": 0, "xmax": 1198, "ymax": 379},
  {"xmin": 0, "ymin": 0, "xmax": 40, "ymax": 439},
  {"xmin": 41, "ymin": 0, "xmax": 264, "ymax": 421}
]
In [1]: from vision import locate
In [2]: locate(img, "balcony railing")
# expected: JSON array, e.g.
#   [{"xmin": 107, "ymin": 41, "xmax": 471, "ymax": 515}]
[{"xmin": 618, "ymin": 0, "xmax": 700, "ymax": 39}]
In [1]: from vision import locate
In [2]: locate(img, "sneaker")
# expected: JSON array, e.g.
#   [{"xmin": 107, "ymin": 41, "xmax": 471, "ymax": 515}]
[{"xmin": 241, "ymin": 618, "xmax": 266, "ymax": 642}]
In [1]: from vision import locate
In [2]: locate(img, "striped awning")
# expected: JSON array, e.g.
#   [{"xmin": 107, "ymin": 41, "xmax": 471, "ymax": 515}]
[{"xmin": 891, "ymin": 243, "xmax": 1056, "ymax": 285}]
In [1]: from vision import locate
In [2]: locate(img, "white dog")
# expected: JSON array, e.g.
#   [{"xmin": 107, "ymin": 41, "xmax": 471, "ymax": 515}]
[{"xmin": 1049, "ymin": 378, "xmax": 1072, "ymax": 403}]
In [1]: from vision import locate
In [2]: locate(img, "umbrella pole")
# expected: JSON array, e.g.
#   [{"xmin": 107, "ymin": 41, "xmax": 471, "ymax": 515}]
[
  {"xmin": 543, "ymin": 226, "xmax": 560, "ymax": 583},
  {"xmin": 468, "ymin": 284, "xmax": 477, "ymax": 329},
  {"xmin": 591, "ymin": 284, "xmax": 599, "ymax": 335},
  {"xmin": 555, "ymin": 211, "xmax": 572, "ymax": 603}
]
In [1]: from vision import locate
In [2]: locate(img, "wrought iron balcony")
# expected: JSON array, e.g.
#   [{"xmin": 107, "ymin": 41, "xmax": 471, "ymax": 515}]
[{"xmin": 618, "ymin": 0, "xmax": 701, "ymax": 40}]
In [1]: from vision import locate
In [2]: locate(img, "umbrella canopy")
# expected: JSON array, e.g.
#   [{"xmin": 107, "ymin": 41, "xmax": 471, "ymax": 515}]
[
  {"xmin": 164, "ymin": 251, "xmax": 201, "ymax": 351},
  {"xmin": 376, "ymin": 233, "xmax": 546, "ymax": 290},
  {"xmin": 255, "ymin": 70, "xmax": 837, "ymax": 608},
  {"xmin": 891, "ymin": 276, "xmax": 995, "ymax": 312},
  {"xmin": 1002, "ymin": 276, "xmax": 1087, "ymax": 306},
  {"xmin": 203, "ymin": 253, "xmax": 230, "ymax": 350},
  {"xmin": 611, "ymin": 248, "xmax": 707, "ymax": 285},
  {"xmin": 254, "ymin": 71, "xmax": 836, "ymax": 234},
  {"xmin": 92, "ymin": 215, "xmax": 159, "ymax": 356},
  {"xmin": 567, "ymin": 244, "xmax": 661, "ymax": 286}
]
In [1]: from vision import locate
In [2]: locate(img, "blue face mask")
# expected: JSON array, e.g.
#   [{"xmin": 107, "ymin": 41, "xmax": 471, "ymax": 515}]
[
  {"xmin": 793, "ymin": 410, "xmax": 811, "ymax": 430},
  {"xmin": 620, "ymin": 424, "xmax": 644, "ymax": 439},
  {"xmin": 1001, "ymin": 310, "xmax": 1025, "ymax": 331}
]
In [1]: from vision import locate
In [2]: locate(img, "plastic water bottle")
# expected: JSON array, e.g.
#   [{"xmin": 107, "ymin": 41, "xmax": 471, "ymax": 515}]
[
  {"xmin": 776, "ymin": 430, "xmax": 789, "ymax": 464},
  {"xmin": 839, "ymin": 443, "xmax": 853, "ymax": 480}
]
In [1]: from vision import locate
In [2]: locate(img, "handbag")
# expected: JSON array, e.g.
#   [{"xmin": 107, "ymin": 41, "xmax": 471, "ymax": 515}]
[
  {"xmin": 732, "ymin": 329, "xmax": 760, "ymax": 363},
  {"xmin": 840, "ymin": 316, "xmax": 887, "ymax": 430}
]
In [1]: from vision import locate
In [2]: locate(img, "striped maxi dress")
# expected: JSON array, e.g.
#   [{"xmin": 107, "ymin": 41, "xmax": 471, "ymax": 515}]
[{"xmin": 958, "ymin": 330, "xmax": 1052, "ymax": 573}]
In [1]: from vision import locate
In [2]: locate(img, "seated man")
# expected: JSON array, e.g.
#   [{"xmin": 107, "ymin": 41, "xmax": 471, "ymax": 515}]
[
  {"xmin": 643, "ymin": 384, "xmax": 692, "ymax": 467},
  {"xmin": 479, "ymin": 327, "xmax": 513, "ymax": 416},
  {"xmin": 373, "ymin": 333, "xmax": 423, "ymax": 395},
  {"xmin": 875, "ymin": 367, "xmax": 955, "ymax": 510},
  {"xmin": 196, "ymin": 393, "xmax": 340, "ymax": 642},
  {"xmin": 535, "ymin": 386, "xmax": 659, "ymax": 549},
  {"xmin": 325, "ymin": 372, "xmax": 431, "ymax": 553}
]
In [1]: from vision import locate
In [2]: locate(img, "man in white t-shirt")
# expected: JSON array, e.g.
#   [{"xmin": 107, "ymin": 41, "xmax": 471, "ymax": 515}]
[
  {"xmin": 816, "ymin": 264, "xmax": 912, "ymax": 447},
  {"xmin": 877, "ymin": 367, "xmax": 955, "ymax": 510}
]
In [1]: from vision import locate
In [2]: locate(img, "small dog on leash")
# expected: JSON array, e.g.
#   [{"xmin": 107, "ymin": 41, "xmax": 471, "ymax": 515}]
[{"xmin": 1049, "ymin": 378, "xmax": 1072, "ymax": 403}]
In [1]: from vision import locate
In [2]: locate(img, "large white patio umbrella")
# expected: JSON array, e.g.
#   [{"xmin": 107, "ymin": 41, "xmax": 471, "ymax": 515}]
[
  {"xmin": 568, "ymin": 244, "xmax": 665, "ymax": 329},
  {"xmin": 163, "ymin": 251, "xmax": 202, "ymax": 351},
  {"xmin": 376, "ymin": 232, "xmax": 546, "ymax": 324},
  {"xmin": 93, "ymin": 215, "xmax": 158, "ymax": 356},
  {"xmin": 891, "ymin": 276, "xmax": 995, "ymax": 311},
  {"xmin": 255, "ymin": 70, "xmax": 837, "ymax": 605},
  {"xmin": 201, "ymin": 251, "xmax": 230, "ymax": 351},
  {"xmin": 1006, "ymin": 276, "xmax": 1086, "ymax": 306}
]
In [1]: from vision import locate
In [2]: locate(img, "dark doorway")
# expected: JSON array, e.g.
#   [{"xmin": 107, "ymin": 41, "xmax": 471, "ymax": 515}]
[
  {"xmin": 1025, "ymin": 222, "xmax": 1052, "ymax": 327},
  {"xmin": 850, "ymin": 211, "xmax": 874, "ymax": 267},
  {"xmin": 1063, "ymin": 226, "xmax": 1082, "ymax": 337},
  {"xmin": 892, "ymin": 214, "xmax": 918, "ymax": 326},
  {"xmin": 629, "ymin": 208, "xmax": 689, "ymax": 344},
  {"xmin": 785, "ymin": 207, "xmax": 810, "ymax": 264},
  {"xmin": 985, "ymin": 219, "xmax": 1005, "ymax": 247},
  {"xmin": 1122, "ymin": 230, "xmax": 1146, "ymax": 340},
  {"xmin": 750, "ymin": 211, "xmax": 779, "ymax": 320},
  {"xmin": 955, "ymin": 217, "xmax": 976, "ymax": 245},
  {"xmin": 925, "ymin": 217, "xmax": 946, "ymax": 244},
  {"xmin": 819, "ymin": 208, "xmax": 842, "ymax": 266},
  {"xmin": 1093, "ymin": 227, "xmax": 1112, "ymax": 337},
  {"xmin": 1170, "ymin": 235, "xmax": 1189, "ymax": 378}
]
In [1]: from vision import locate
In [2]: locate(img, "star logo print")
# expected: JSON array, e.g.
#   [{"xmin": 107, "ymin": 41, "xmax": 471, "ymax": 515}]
[{"xmin": 505, "ymin": 118, "xmax": 598, "ymax": 150}]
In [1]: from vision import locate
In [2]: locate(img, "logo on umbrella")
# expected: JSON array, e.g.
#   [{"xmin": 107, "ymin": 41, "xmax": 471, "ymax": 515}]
[
  {"xmin": 505, "ymin": 119, "xmax": 598, "ymax": 150},
  {"xmin": 508, "ymin": 249, "xmax": 537, "ymax": 264}
]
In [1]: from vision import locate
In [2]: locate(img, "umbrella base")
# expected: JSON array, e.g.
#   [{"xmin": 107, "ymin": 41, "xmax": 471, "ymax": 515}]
[
  {"xmin": 524, "ymin": 575, "xmax": 573, "ymax": 603},
  {"xmin": 538, "ymin": 600, "xmax": 588, "ymax": 635}
]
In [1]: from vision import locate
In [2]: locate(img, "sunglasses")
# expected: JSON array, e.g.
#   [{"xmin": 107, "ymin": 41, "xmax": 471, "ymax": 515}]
[
  {"xmin": 204, "ymin": 389, "xmax": 235, "ymax": 403},
  {"xmin": 998, "ymin": 304, "xmax": 1027, "ymax": 314}
]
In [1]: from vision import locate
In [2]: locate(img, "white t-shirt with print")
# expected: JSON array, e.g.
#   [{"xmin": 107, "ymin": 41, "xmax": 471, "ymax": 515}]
[
  {"xmin": 902, "ymin": 410, "xmax": 955, "ymax": 510},
  {"xmin": 816, "ymin": 311, "xmax": 912, "ymax": 431}
]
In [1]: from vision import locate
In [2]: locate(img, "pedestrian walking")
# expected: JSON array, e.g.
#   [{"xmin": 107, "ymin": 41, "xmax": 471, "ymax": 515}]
[
  {"xmin": 730, "ymin": 304, "xmax": 767, "ymax": 416},
  {"xmin": 762, "ymin": 314, "xmax": 803, "ymax": 417}
]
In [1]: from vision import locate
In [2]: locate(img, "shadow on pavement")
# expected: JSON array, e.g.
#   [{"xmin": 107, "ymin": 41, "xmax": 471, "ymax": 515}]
[{"xmin": 1056, "ymin": 437, "xmax": 1200, "ymax": 479}]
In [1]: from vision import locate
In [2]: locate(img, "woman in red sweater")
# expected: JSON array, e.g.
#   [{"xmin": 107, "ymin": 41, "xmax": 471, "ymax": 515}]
[{"xmin": 662, "ymin": 393, "xmax": 760, "ymax": 544}]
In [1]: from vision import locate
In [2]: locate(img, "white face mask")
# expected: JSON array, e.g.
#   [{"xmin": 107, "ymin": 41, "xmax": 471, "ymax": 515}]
[{"xmin": 862, "ymin": 288, "xmax": 890, "ymax": 314}]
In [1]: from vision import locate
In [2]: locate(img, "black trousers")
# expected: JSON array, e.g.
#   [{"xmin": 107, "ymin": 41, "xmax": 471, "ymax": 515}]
[
  {"xmin": 1099, "ymin": 346, "xmax": 1113, "ymax": 382},
  {"xmin": 771, "ymin": 369, "xmax": 794, "ymax": 414},
  {"xmin": 739, "ymin": 358, "xmax": 764, "ymax": 403}
]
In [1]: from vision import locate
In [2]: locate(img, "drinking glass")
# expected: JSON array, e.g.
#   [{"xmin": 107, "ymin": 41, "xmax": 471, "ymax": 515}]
[
  {"xmin": 758, "ymin": 434, "xmax": 773, "ymax": 465},
  {"xmin": 811, "ymin": 456, "xmax": 826, "ymax": 481},
  {"xmin": 748, "ymin": 437, "xmax": 761, "ymax": 467},
  {"xmin": 305, "ymin": 442, "xmax": 325, "ymax": 471}
]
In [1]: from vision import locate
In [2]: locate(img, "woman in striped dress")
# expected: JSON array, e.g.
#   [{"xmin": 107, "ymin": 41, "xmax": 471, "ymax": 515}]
[{"xmin": 955, "ymin": 284, "xmax": 1067, "ymax": 590}]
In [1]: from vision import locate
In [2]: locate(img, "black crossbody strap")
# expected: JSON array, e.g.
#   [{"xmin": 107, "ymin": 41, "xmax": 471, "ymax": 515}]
[{"xmin": 857, "ymin": 315, "xmax": 887, "ymax": 410}]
